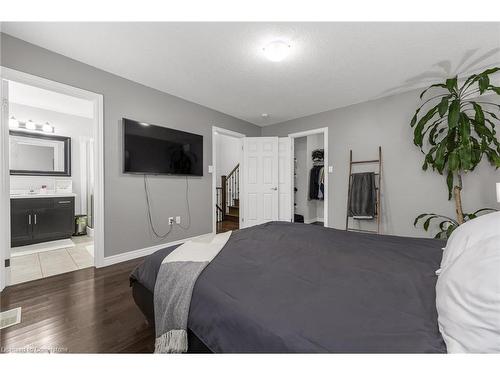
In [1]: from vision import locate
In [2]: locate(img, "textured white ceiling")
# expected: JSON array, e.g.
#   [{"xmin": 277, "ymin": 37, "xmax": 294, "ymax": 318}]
[{"xmin": 3, "ymin": 22, "xmax": 500, "ymax": 126}]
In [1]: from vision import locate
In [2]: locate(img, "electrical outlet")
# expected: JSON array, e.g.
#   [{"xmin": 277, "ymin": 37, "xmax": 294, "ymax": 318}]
[
  {"xmin": 175, "ymin": 216, "xmax": 181, "ymax": 224},
  {"xmin": 168, "ymin": 217, "xmax": 174, "ymax": 225}
]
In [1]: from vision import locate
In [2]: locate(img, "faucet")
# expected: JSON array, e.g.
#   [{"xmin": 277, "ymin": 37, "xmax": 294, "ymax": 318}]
[{"xmin": 29, "ymin": 186, "xmax": 36, "ymax": 194}]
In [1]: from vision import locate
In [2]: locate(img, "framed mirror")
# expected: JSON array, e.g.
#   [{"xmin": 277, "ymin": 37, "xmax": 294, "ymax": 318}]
[{"xmin": 9, "ymin": 130, "xmax": 71, "ymax": 176}]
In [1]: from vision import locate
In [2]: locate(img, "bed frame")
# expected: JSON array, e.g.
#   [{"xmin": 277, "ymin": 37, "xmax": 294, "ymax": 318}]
[{"xmin": 131, "ymin": 280, "xmax": 212, "ymax": 353}]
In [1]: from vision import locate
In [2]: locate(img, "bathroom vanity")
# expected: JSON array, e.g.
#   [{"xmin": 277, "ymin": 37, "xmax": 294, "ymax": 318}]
[
  {"xmin": 10, "ymin": 194, "xmax": 75, "ymax": 247},
  {"xmin": 9, "ymin": 129, "xmax": 76, "ymax": 247}
]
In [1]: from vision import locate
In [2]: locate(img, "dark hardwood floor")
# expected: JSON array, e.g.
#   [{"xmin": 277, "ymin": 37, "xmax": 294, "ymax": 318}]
[
  {"xmin": 0, "ymin": 258, "xmax": 154, "ymax": 353},
  {"xmin": 216, "ymin": 220, "xmax": 239, "ymax": 233}
]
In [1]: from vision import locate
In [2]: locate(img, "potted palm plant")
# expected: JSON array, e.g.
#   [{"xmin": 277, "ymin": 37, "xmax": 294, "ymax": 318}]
[{"xmin": 411, "ymin": 67, "xmax": 500, "ymax": 238}]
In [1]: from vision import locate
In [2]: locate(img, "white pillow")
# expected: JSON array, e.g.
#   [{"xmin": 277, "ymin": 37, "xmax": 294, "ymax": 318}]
[
  {"xmin": 436, "ymin": 226, "xmax": 500, "ymax": 352},
  {"xmin": 441, "ymin": 211, "xmax": 500, "ymax": 270}
]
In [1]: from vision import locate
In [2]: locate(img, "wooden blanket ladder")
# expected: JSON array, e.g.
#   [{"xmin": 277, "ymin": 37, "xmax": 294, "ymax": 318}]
[{"xmin": 345, "ymin": 146, "xmax": 382, "ymax": 234}]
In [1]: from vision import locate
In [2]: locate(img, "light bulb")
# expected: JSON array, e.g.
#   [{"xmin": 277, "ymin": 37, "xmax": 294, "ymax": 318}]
[
  {"xmin": 9, "ymin": 116, "xmax": 18, "ymax": 128},
  {"xmin": 42, "ymin": 122, "xmax": 53, "ymax": 133},
  {"xmin": 26, "ymin": 120, "xmax": 36, "ymax": 130},
  {"xmin": 262, "ymin": 40, "xmax": 291, "ymax": 62}
]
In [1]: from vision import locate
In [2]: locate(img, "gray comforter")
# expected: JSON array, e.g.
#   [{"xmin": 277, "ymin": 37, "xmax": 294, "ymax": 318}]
[{"xmin": 131, "ymin": 222, "xmax": 446, "ymax": 353}]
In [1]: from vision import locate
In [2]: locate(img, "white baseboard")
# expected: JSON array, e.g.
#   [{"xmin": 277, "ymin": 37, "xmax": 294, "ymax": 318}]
[
  {"xmin": 304, "ymin": 217, "xmax": 324, "ymax": 224},
  {"xmin": 100, "ymin": 232, "xmax": 212, "ymax": 267},
  {"xmin": 86, "ymin": 226, "xmax": 94, "ymax": 238}
]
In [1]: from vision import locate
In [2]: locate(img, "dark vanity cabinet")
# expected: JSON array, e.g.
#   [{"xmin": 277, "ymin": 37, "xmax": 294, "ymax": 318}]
[{"xmin": 11, "ymin": 197, "xmax": 75, "ymax": 247}]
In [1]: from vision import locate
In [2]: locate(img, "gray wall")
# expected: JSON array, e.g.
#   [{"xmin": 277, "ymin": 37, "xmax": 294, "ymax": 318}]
[
  {"xmin": 1, "ymin": 33, "xmax": 261, "ymax": 257},
  {"xmin": 263, "ymin": 89, "xmax": 500, "ymax": 237}
]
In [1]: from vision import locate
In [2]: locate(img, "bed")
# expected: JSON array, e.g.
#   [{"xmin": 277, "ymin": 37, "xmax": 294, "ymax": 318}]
[{"xmin": 129, "ymin": 221, "xmax": 447, "ymax": 353}]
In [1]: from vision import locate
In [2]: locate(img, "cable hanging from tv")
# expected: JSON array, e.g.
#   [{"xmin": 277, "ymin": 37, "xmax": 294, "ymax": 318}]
[{"xmin": 143, "ymin": 175, "xmax": 192, "ymax": 239}]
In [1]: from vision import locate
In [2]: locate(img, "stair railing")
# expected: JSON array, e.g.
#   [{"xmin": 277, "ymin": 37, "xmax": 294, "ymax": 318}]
[
  {"xmin": 216, "ymin": 163, "xmax": 239, "ymax": 222},
  {"xmin": 215, "ymin": 187, "xmax": 224, "ymax": 222},
  {"xmin": 224, "ymin": 163, "xmax": 239, "ymax": 214}
]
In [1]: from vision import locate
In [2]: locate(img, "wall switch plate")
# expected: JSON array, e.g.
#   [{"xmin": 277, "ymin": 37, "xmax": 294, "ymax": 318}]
[
  {"xmin": 175, "ymin": 216, "xmax": 181, "ymax": 224},
  {"xmin": 208, "ymin": 165, "xmax": 214, "ymax": 173},
  {"xmin": 168, "ymin": 217, "xmax": 174, "ymax": 225},
  {"xmin": 328, "ymin": 166, "xmax": 333, "ymax": 173}
]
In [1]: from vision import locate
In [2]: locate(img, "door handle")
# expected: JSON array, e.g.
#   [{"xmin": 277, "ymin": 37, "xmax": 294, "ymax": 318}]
[
  {"xmin": 58, "ymin": 200, "xmax": 71, "ymax": 204},
  {"xmin": 28, "ymin": 214, "xmax": 31, "ymax": 225},
  {"xmin": 34, "ymin": 214, "xmax": 37, "ymax": 225},
  {"xmin": 271, "ymin": 187, "xmax": 278, "ymax": 191}
]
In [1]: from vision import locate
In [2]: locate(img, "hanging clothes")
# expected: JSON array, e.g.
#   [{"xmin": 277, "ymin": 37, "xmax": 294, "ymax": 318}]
[
  {"xmin": 309, "ymin": 165, "xmax": 324, "ymax": 200},
  {"xmin": 318, "ymin": 167, "xmax": 324, "ymax": 199}
]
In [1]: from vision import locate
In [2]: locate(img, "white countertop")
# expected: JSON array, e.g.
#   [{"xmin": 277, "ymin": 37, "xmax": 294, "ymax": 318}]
[{"xmin": 10, "ymin": 192, "xmax": 76, "ymax": 199}]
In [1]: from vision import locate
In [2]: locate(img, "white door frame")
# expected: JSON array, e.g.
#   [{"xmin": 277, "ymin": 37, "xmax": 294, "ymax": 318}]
[
  {"xmin": 1, "ymin": 77, "xmax": 10, "ymax": 291},
  {"xmin": 0, "ymin": 67, "xmax": 105, "ymax": 290},
  {"xmin": 211, "ymin": 126, "xmax": 245, "ymax": 234},
  {"xmin": 288, "ymin": 127, "xmax": 329, "ymax": 227}
]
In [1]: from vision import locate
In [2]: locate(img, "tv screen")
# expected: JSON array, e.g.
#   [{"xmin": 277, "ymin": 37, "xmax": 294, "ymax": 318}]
[{"xmin": 123, "ymin": 118, "xmax": 203, "ymax": 176}]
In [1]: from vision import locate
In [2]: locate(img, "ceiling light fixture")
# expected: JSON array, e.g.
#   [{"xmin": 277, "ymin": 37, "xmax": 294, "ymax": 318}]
[
  {"xmin": 262, "ymin": 40, "xmax": 291, "ymax": 62},
  {"xmin": 261, "ymin": 113, "xmax": 269, "ymax": 118}
]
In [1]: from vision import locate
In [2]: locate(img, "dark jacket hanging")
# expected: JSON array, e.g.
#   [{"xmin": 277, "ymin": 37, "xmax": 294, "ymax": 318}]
[{"xmin": 309, "ymin": 166, "xmax": 323, "ymax": 200}]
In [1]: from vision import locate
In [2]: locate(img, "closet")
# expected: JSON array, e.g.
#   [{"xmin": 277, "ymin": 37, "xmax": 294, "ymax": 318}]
[{"xmin": 293, "ymin": 133, "xmax": 324, "ymax": 225}]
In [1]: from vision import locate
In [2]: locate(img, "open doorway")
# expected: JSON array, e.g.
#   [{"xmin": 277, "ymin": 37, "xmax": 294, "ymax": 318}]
[
  {"xmin": 212, "ymin": 127, "xmax": 244, "ymax": 234},
  {"xmin": 1, "ymin": 69, "xmax": 104, "ymax": 289},
  {"xmin": 289, "ymin": 128, "xmax": 329, "ymax": 227}
]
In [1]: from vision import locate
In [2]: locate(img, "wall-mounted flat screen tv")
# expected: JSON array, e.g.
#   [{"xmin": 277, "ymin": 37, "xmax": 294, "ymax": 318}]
[{"xmin": 123, "ymin": 118, "xmax": 203, "ymax": 176}]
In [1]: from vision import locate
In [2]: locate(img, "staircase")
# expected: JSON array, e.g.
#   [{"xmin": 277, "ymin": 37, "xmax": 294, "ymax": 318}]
[
  {"xmin": 226, "ymin": 198, "xmax": 239, "ymax": 222},
  {"xmin": 216, "ymin": 164, "xmax": 239, "ymax": 224}
]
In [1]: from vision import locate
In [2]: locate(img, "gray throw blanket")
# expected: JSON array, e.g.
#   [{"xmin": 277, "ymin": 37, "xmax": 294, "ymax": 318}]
[
  {"xmin": 348, "ymin": 172, "xmax": 377, "ymax": 218},
  {"xmin": 153, "ymin": 231, "xmax": 232, "ymax": 353}
]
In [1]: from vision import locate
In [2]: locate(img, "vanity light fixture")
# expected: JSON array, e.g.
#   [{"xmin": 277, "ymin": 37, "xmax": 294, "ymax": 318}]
[
  {"xmin": 262, "ymin": 40, "xmax": 291, "ymax": 62},
  {"xmin": 9, "ymin": 116, "xmax": 18, "ymax": 128},
  {"xmin": 14, "ymin": 118, "xmax": 55, "ymax": 133}
]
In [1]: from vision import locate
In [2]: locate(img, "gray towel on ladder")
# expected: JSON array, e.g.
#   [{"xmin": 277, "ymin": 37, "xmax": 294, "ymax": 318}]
[{"xmin": 348, "ymin": 172, "xmax": 377, "ymax": 219}]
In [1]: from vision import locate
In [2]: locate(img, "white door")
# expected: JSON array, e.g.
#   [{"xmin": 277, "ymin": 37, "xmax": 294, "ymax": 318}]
[
  {"xmin": 241, "ymin": 137, "xmax": 279, "ymax": 228},
  {"xmin": 278, "ymin": 137, "xmax": 292, "ymax": 222}
]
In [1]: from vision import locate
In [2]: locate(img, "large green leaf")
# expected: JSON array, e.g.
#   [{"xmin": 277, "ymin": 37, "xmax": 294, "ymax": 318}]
[
  {"xmin": 410, "ymin": 108, "xmax": 420, "ymax": 127},
  {"xmin": 413, "ymin": 213, "xmax": 429, "ymax": 226},
  {"xmin": 458, "ymin": 143, "xmax": 472, "ymax": 170},
  {"xmin": 414, "ymin": 107, "xmax": 438, "ymax": 147},
  {"xmin": 459, "ymin": 113, "xmax": 471, "ymax": 146},
  {"xmin": 438, "ymin": 97, "xmax": 449, "ymax": 117},
  {"xmin": 419, "ymin": 83, "xmax": 447, "ymax": 99},
  {"xmin": 423, "ymin": 215, "xmax": 439, "ymax": 231},
  {"xmin": 446, "ymin": 76, "xmax": 458, "ymax": 92},
  {"xmin": 448, "ymin": 151, "xmax": 459, "ymax": 171},
  {"xmin": 472, "ymin": 102, "xmax": 485, "ymax": 125},
  {"xmin": 447, "ymin": 100, "xmax": 460, "ymax": 129},
  {"xmin": 434, "ymin": 140, "xmax": 448, "ymax": 174},
  {"xmin": 479, "ymin": 75, "xmax": 490, "ymax": 94},
  {"xmin": 480, "ymin": 67, "xmax": 500, "ymax": 75}
]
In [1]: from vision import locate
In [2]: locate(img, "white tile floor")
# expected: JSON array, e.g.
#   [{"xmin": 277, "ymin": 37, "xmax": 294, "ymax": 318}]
[{"xmin": 10, "ymin": 236, "xmax": 94, "ymax": 285}]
